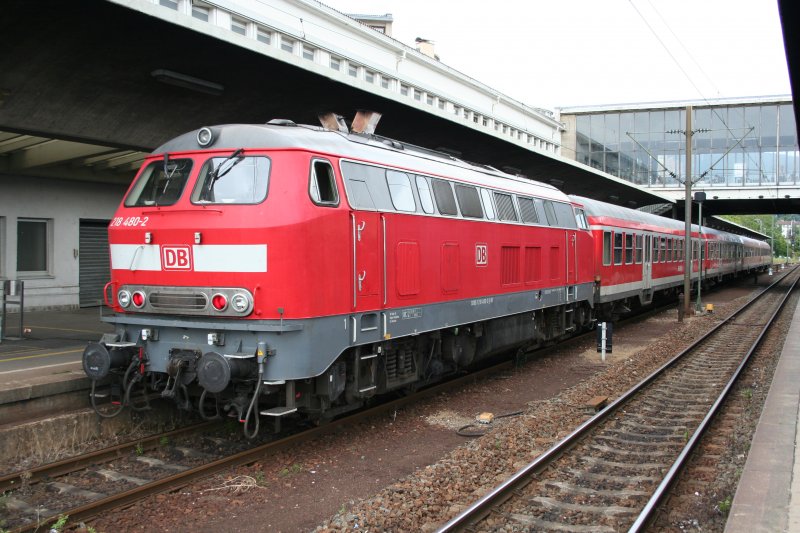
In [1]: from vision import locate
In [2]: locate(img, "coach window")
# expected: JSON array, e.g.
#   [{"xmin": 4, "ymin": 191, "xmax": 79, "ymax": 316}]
[
  {"xmin": 517, "ymin": 197, "xmax": 538, "ymax": 224},
  {"xmin": 192, "ymin": 156, "xmax": 270, "ymax": 204},
  {"xmin": 386, "ymin": 171, "xmax": 416, "ymax": 212},
  {"xmin": 635, "ymin": 234, "xmax": 643, "ymax": 263},
  {"xmin": 625, "ymin": 233, "xmax": 634, "ymax": 264},
  {"xmin": 493, "ymin": 192, "xmax": 518, "ymax": 222},
  {"xmin": 126, "ymin": 159, "xmax": 193, "ymax": 207},
  {"xmin": 660, "ymin": 237, "xmax": 667, "ymax": 263},
  {"xmin": 666, "ymin": 238, "xmax": 673, "ymax": 262},
  {"xmin": 480, "ymin": 189, "xmax": 496, "ymax": 220},
  {"xmin": 432, "ymin": 179, "xmax": 458, "ymax": 216},
  {"xmin": 415, "ymin": 176, "xmax": 435, "ymax": 214},
  {"xmin": 613, "ymin": 232, "xmax": 623, "ymax": 265},
  {"xmin": 652, "ymin": 235, "xmax": 659, "ymax": 262},
  {"xmin": 603, "ymin": 231, "xmax": 612, "ymax": 266},
  {"xmin": 454, "ymin": 184, "xmax": 484, "ymax": 219}
]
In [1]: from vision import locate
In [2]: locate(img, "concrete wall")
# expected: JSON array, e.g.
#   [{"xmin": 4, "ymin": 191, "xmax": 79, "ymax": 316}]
[{"xmin": 0, "ymin": 175, "xmax": 126, "ymax": 310}]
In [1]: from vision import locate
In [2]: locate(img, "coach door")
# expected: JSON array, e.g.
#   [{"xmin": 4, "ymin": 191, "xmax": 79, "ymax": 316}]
[
  {"xmin": 352, "ymin": 212, "xmax": 383, "ymax": 310},
  {"xmin": 642, "ymin": 234, "xmax": 653, "ymax": 290}
]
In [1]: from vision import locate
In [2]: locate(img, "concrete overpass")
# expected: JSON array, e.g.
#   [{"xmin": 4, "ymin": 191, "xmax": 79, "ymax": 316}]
[{"xmin": 0, "ymin": 0, "xmax": 671, "ymax": 208}]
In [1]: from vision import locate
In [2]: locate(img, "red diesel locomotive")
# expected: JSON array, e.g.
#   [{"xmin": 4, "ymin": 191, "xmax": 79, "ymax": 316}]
[{"xmin": 82, "ymin": 114, "xmax": 771, "ymax": 436}]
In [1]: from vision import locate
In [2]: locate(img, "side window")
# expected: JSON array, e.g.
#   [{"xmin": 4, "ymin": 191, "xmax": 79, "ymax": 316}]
[
  {"xmin": 635, "ymin": 234, "xmax": 643, "ymax": 263},
  {"xmin": 480, "ymin": 189, "xmax": 496, "ymax": 220},
  {"xmin": 416, "ymin": 176, "xmax": 435, "ymax": 214},
  {"xmin": 432, "ymin": 179, "xmax": 458, "ymax": 216},
  {"xmin": 386, "ymin": 171, "xmax": 416, "ymax": 212},
  {"xmin": 553, "ymin": 202, "xmax": 578, "ymax": 228},
  {"xmin": 518, "ymin": 197, "xmax": 539, "ymax": 224},
  {"xmin": 625, "ymin": 233, "xmax": 634, "ymax": 264},
  {"xmin": 309, "ymin": 159, "xmax": 339, "ymax": 206},
  {"xmin": 454, "ymin": 184, "xmax": 484, "ymax": 219},
  {"xmin": 543, "ymin": 201, "xmax": 558, "ymax": 226},
  {"xmin": 493, "ymin": 192, "xmax": 518, "ymax": 222},
  {"xmin": 603, "ymin": 231, "xmax": 612, "ymax": 266},
  {"xmin": 575, "ymin": 208, "xmax": 589, "ymax": 230},
  {"xmin": 614, "ymin": 232, "xmax": 623, "ymax": 265},
  {"xmin": 660, "ymin": 237, "xmax": 667, "ymax": 262}
]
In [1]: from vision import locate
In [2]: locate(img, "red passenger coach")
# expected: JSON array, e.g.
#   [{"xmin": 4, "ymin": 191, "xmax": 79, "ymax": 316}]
[
  {"xmin": 82, "ymin": 116, "xmax": 771, "ymax": 437},
  {"xmin": 574, "ymin": 196, "xmax": 771, "ymax": 317}
]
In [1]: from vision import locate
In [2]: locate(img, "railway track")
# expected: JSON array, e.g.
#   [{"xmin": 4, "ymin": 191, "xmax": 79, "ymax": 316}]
[
  {"xmin": 0, "ymin": 280, "xmax": 757, "ymax": 532},
  {"xmin": 439, "ymin": 266, "xmax": 799, "ymax": 533}
]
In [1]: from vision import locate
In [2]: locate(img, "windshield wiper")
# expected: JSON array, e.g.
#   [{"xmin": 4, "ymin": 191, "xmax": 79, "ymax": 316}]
[{"xmin": 208, "ymin": 148, "xmax": 245, "ymax": 190}]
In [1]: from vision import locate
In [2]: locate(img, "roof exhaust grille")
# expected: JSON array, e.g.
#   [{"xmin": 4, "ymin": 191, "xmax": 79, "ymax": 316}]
[
  {"xmin": 351, "ymin": 110, "xmax": 381, "ymax": 135},
  {"xmin": 318, "ymin": 112, "xmax": 349, "ymax": 133}
]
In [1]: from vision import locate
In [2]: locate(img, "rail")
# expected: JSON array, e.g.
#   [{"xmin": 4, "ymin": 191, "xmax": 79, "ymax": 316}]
[{"xmin": 438, "ymin": 266, "xmax": 798, "ymax": 532}]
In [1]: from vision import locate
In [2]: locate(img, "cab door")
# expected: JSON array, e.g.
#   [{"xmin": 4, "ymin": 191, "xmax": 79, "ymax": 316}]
[
  {"xmin": 566, "ymin": 230, "xmax": 577, "ymax": 300},
  {"xmin": 352, "ymin": 212, "xmax": 382, "ymax": 310}
]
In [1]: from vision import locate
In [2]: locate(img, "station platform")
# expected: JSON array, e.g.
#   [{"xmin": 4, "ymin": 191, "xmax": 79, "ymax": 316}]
[
  {"xmin": 0, "ymin": 307, "xmax": 113, "ymax": 423},
  {"xmin": 725, "ymin": 296, "xmax": 800, "ymax": 532}
]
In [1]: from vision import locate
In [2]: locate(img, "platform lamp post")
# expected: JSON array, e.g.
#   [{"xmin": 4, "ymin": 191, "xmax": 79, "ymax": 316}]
[
  {"xmin": 681, "ymin": 107, "xmax": 694, "ymax": 317},
  {"xmin": 694, "ymin": 191, "xmax": 706, "ymax": 312}
]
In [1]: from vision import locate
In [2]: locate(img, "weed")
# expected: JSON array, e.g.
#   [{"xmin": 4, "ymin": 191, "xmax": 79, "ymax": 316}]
[
  {"xmin": 494, "ymin": 439, "xmax": 501, "ymax": 449},
  {"xmin": 135, "ymin": 443, "xmax": 144, "ymax": 456},
  {"xmin": 278, "ymin": 468, "xmax": 290, "ymax": 477},
  {"xmin": 741, "ymin": 388, "xmax": 753, "ymax": 400},
  {"xmin": 718, "ymin": 496, "xmax": 732, "ymax": 515},
  {"xmin": 290, "ymin": 463, "xmax": 302, "ymax": 474},
  {"xmin": 159, "ymin": 436, "xmax": 170, "ymax": 446},
  {"xmin": 253, "ymin": 471, "xmax": 267, "ymax": 486},
  {"xmin": 683, "ymin": 429, "xmax": 690, "ymax": 442},
  {"xmin": 50, "ymin": 514, "xmax": 69, "ymax": 532}
]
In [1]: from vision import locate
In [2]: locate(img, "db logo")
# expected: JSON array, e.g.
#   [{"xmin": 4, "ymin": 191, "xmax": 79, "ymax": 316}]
[
  {"xmin": 162, "ymin": 246, "xmax": 193, "ymax": 270},
  {"xmin": 475, "ymin": 243, "xmax": 488, "ymax": 266}
]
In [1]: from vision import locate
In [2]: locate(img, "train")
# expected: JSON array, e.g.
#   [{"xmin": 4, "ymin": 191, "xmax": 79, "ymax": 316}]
[{"xmin": 82, "ymin": 112, "xmax": 772, "ymax": 436}]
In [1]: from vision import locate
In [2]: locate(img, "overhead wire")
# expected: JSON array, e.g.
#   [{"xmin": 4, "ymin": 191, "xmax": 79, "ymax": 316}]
[{"xmin": 629, "ymin": 0, "xmax": 766, "ymax": 185}]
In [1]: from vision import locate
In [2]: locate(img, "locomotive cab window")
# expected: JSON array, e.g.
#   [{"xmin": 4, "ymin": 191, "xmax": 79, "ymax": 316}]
[
  {"xmin": 126, "ymin": 158, "xmax": 193, "ymax": 207},
  {"xmin": 575, "ymin": 208, "xmax": 589, "ymax": 230},
  {"xmin": 386, "ymin": 171, "xmax": 416, "ymax": 212},
  {"xmin": 309, "ymin": 159, "xmax": 339, "ymax": 206},
  {"xmin": 192, "ymin": 155, "xmax": 271, "ymax": 204}
]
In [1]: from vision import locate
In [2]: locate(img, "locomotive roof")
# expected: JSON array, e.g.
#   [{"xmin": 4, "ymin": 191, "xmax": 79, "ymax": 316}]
[{"xmin": 154, "ymin": 122, "xmax": 570, "ymax": 202}]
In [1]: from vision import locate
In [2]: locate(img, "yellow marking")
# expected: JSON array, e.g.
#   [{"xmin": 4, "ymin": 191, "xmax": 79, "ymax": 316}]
[
  {"xmin": 0, "ymin": 348, "xmax": 83, "ymax": 363},
  {"xmin": 23, "ymin": 325, "xmax": 109, "ymax": 335}
]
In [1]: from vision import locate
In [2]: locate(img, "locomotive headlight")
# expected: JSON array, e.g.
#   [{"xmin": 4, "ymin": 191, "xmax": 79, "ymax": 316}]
[
  {"xmin": 230, "ymin": 293, "xmax": 250, "ymax": 313},
  {"xmin": 197, "ymin": 127, "xmax": 215, "ymax": 147},
  {"xmin": 117, "ymin": 290, "xmax": 132, "ymax": 308}
]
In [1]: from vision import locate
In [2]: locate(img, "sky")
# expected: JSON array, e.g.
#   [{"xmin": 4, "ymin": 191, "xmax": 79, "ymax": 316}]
[{"xmin": 321, "ymin": 0, "xmax": 791, "ymax": 111}]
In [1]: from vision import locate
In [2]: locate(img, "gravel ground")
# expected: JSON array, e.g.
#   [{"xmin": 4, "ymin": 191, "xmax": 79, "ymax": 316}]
[{"xmin": 74, "ymin": 278, "xmax": 784, "ymax": 532}]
